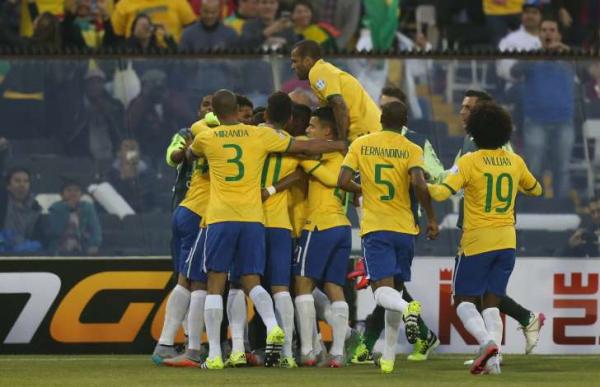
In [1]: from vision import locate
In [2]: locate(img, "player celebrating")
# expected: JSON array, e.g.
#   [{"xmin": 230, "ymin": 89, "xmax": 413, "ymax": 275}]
[
  {"xmin": 338, "ymin": 101, "xmax": 439, "ymax": 374},
  {"xmin": 428, "ymin": 102, "xmax": 543, "ymax": 375},
  {"xmin": 291, "ymin": 39, "xmax": 381, "ymax": 141},
  {"xmin": 186, "ymin": 89, "xmax": 347, "ymax": 370}
]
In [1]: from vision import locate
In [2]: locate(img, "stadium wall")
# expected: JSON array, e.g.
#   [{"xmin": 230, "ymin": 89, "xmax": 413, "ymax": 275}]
[{"xmin": 1, "ymin": 257, "xmax": 599, "ymax": 354}]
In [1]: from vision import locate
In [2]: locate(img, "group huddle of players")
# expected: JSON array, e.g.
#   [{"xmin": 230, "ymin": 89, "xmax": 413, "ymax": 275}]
[{"xmin": 150, "ymin": 40, "xmax": 546, "ymax": 375}]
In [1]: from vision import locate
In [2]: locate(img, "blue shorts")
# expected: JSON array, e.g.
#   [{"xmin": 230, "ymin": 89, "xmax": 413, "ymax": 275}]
[
  {"xmin": 362, "ymin": 231, "xmax": 415, "ymax": 282},
  {"xmin": 171, "ymin": 206, "xmax": 201, "ymax": 274},
  {"xmin": 204, "ymin": 222, "xmax": 266, "ymax": 276},
  {"xmin": 453, "ymin": 248, "xmax": 516, "ymax": 297},
  {"xmin": 294, "ymin": 226, "xmax": 351, "ymax": 286},
  {"xmin": 264, "ymin": 228, "xmax": 293, "ymax": 287},
  {"xmin": 182, "ymin": 226, "xmax": 208, "ymax": 282}
]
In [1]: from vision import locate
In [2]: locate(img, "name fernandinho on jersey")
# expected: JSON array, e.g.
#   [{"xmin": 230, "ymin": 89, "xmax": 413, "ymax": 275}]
[{"xmin": 360, "ymin": 146, "xmax": 409, "ymax": 159}]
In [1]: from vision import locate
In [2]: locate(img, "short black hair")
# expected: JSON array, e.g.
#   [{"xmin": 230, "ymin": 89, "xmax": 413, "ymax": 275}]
[
  {"xmin": 267, "ymin": 91, "xmax": 292, "ymax": 126},
  {"xmin": 380, "ymin": 101, "xmax": 408, "ymax": 129},
  {"xmin": 289, "ymin": 103, "xmax": 312, "ymax": 136},
  {"xmin": 212, "ymin": 89, "xmax": 238, "ymax": 117},
  {"xmin": 293, "ymin": 40, "xmax": 322, "ymax": 60},
  {"xmin": 236, "ymin": 94, "xmax": 253, "ymax": 110},
  {"xmin": 467, "ymin": 102, "xmax": 513, "ymax": 149},
  {"xmin": 381, "ymin": 86, "xmax": 407, "ymax": 104},
  {"xmin": 465, "ymin": 89, "xmax": 493, "ymax": 102},
  {"xmin": 5, "ymin": 167, "xmax": 31, "ymax": 185},
  {"xmin": 312, "ymin": 106, "xmax": 337, "ymax": 137},
  {"xmin": 251, "ymin": 111, "xmax": 266, "ymax": 125},
  {"xmin": 60, "ymin": 178, "xmax": 82, "ymax": 193}
]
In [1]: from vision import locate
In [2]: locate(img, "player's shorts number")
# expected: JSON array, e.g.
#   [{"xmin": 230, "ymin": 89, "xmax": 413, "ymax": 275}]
[
  {"xmin": 223, "ymin": 144, "xmax": 244, "ymax": 181},
  {"xmin": 484, "ymin": 172, "xmax": 513, "ymax": 213},
  {"xmin": 375, "ymin": 163, "xmax": 395, "ymax": 201}
]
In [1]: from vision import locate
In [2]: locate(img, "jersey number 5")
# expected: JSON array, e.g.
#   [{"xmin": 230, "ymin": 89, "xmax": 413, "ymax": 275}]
[
  {"xmin": 223, "ymin": 144, "xmax": 244, "ymax": 181},
  {"xmin": 484, "ymin": 173, "xmax": 513, "ymax": 213},
  {"xmin": 375, "ymin": 164, "xmax": 395, "ymax": 201}
]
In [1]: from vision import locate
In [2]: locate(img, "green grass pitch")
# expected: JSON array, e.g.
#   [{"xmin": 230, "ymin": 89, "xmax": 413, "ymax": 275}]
[{"xmin": 0, "ymin": 354, "xmax": 599, "ymax": 386}]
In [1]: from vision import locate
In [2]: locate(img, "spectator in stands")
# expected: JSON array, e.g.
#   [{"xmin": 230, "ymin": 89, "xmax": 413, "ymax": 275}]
[
  {"xmin": 47, "ymin": 180, "xmax": 102, "ymax": 255},
  {"xmin": 124, "ymin": 13, "xmax": 177, "ymax": 50},
  {"xmin": 483, "ymin": 0, "xmax": 525, "ymax": 47},
  {"xmin": 240, "ymin": 0, "xmax": 297, "ymax": 50},
  {"xmin": 236, "ymin": 94, "xmax": 254, "ymax": 123},
  {"xmin": 62, "ymin": 67, "xmax": 124, "ymax": 160},
  {"xmin": 511, "ymin": 18, "xmax": 574, "ymax": 198},
  {"xmin": 291, "ymin": 0, "xmax": 336, "ymax": 50},
  {"xmin": 179, "ymin": 0, "xmax": 238, "ymax": 52},
  {"xmin": 126, "ymin": 69, "xmax": 194, "ymax": 162},
  {"xmin": 225, "ymin": 0, "xmax": 258, "ymax": 35},
  {"xmin": 108, "ymin": 138, "xmax": 158, "ymax": 213},
  {"xmin": 0, "ymin": 167, "xmax": 44, "ymax": 253},
  {"xmin": 25, "ymin": 11, "xmax": 62, "ymax": 49},
  {"xmin": 0, "ymin": 0, "xmax": 26, "ymax": 48},
  {"xmin": 111, "ymin": 0, "xmax": 196, "ymax": 43},
  {"xmin": 61, "ymin": 0, "xmax": 116, "ymax": 49},
  {"xmin": 311, "ymin": 0, "xmax": 360, "ymax": 49},
  {"xmin": 564, "ymin": 197, "xmax": 600, "ymax": 257},
  {"xmin": 497, "ymin": 2, "xmax": 542, "ymax": 82},
  {"xmin": 19, "ymin": 0, "xmax": 65, "ymax": 39}
]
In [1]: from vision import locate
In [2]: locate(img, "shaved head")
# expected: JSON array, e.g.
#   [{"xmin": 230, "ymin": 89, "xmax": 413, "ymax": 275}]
[{"xmin": 212, "ymin": 89, "xmax": 238, "ymax": 118}]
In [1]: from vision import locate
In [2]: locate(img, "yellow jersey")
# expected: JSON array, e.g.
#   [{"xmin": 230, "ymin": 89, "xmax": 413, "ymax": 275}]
[
  {"xmin": 429, "ymin": 149, "xmax": 542, "ymax": 256},
  {"xmin": 483, "ymin": 0, "xmax": 524, "ymax": 15},
  {"xmin": 190, "ymin": 123, "xmax": 292, "ymax": 224},
  {"xmin": 262, "ymin": 131, "xmax": 339, "ymax": 230},
  {"xmin": 304, "ymin": 152, "xmax": 350, "ymax": 231},
  {"xmin": 179, "ymin": 119, "xmax": 212, "ymax": 218},
  {"xmin": 111, "ymin": 0, "xmax": 196, "ymax": 41},
  {"xmin": 309, "ymin": 59, "xmax": 382, "ymax": 141},
  {"xmin": 342, "ymin": 129, "xmax": 424, "ymax": 236}
]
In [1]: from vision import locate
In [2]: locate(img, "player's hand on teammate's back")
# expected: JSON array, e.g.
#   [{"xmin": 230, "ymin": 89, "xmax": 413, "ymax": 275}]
[{"xmin": 426, "ymin": 221, "xmax": 439, "ymax": 240}]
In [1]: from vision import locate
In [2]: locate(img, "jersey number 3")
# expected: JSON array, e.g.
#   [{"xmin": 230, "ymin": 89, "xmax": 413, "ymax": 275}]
[
  {"xmin": 484, "ymin": 173, "xmax": 513, "ymax": 213},
  {"xmin": 223, "ymin": 144, "xmax": 244, "ymax": 181}
]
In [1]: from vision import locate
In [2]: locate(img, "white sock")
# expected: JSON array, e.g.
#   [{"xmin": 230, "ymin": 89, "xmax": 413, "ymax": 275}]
[
  {"xmin": 456, "ymin": 302, "xmax": 492, "ymax": 345},
  {"xmin": 227, "ymin": 289, "xmax": 247, "ymax": 354},
  {"xmin": 312, "ymin": 319, "xmax": 322, "ymax": 355},
  {"xmin": 294, "ymin": 294, "xmax": 316, "ymax": 355},
  {"xmin": 383, "ymin": 310, "xmax": 402, "ymax": 361},
  {"xmin": 373, "ymin": 286, "xmax": 409, "ymax": 313},
  {"xmin": 248, "ymin": 286, "xmax": 279, "ymax": 333},
  {"xmin": 312, "ymin": 288, "xmax": 333, "ymax": 322},
  {"xmin": 273, "ymin": 291, "xmax": 295, "ymax": 357},
  {"xmin": 182, "ymin": 311, "xmax": 189, "ymax": 337},
  {"xmin": 373, "ymin": 335, "xmax": 385, "ymax": 355},
  {"xmin": 482, "ymin": 307, "xmax": 503, "ymax": 351},
  {"xmin": 329, "ymin": 301, "xmax": 349, "ymax": 357},
  {"xmin": 187, "ymin": 290, "xmax": 207, "ymax": 351},
  {"xmin": 204, "ymin": 294, "xmax": 223, "ymax": 359},
  {"xmin": 158, "ymin": 285, "xmax": 190, "ymax": 346}
]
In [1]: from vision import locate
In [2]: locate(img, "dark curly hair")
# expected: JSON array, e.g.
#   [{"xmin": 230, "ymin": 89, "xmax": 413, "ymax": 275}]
[{"xmin": 466, "ymin": 102, "xmax": 513, "ymax": 149}]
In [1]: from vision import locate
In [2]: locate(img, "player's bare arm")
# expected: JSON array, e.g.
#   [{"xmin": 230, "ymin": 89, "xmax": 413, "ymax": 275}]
[
  {"xmin": 411, "ymin": 167, "xmax": 439, "ymax": 240},
  {"xmin": 261, "ymin": 168, "xmax": 305, "ymax": 202},
  {"xmin": 286, "ymin": 138, "xmax": 347, "ymax": 155},
  {"xmin": 337, "ymin": 166, "xmax": 361, "ymax": 195},
  {"xmin": 328, "ymin": 95, "xmax": 350, "ymax": 141}
]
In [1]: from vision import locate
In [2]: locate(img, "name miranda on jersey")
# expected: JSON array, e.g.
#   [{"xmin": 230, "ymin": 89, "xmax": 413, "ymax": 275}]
[
  {"xmin": 360, "ymin": 146, "xmax": 409, "ymax": 158},
  {"xmin": 482, "ymin": 156, "xmax": 512, "ymax": 166},
  {"xmin": 214, "ymin": 129, "xmax": 250, "ymax": 138}
]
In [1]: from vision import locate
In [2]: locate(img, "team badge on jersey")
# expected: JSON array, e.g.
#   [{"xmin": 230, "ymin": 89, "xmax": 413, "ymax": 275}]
[
  {"xmin": 450, "ymin": 165, "xmax": 459, "ymax": 175},
  {"xmin": 315, "ymin": 79, "xmax": 326, "ymax": 91}
]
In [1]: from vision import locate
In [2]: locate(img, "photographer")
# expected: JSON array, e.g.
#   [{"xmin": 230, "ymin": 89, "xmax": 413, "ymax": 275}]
[
  {"xmin": 564, "ymin": 197, "xmax": 600, "ymax": 257},
  {"xmin": 124, "ymin": 13, "xmax": 177, "ymax": 51},
  {"xmin": 240, "ymin": 0, "xmax": 298, "ymax": 50}
]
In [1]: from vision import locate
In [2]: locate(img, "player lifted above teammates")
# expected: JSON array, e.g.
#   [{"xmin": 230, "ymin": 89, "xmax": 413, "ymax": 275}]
[
  {"xmin": 186, "ymin": 89, "xmax": 347, "ymax": 370},
  {"xmin": 428, "ymin": 102, "xmax": 543, "ymax": 375},
  {"xmin": 291, "ymin": 39, "xmax": 381, "ymax": 141},
  {"xmin": 338, "ymin": 101, "xmax": 439, "ymax": 374}
]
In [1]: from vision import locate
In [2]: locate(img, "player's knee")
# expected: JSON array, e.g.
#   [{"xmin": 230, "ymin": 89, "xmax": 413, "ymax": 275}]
[
  {"xmin": 294, "ymin": 276, "xmax": 314, "ymax": 295},
  {"xmin": 323, "ymin": 282, "xmax": 345, "ymax": 302}
]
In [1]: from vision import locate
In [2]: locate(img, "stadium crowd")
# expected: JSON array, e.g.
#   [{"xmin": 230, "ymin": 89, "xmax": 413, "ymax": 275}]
[{"xmin": 0, "ymin": 0, "xmax": 599, "ymax": 256}]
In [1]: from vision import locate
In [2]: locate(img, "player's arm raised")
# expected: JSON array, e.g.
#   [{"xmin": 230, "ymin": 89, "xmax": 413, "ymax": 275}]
[
  {"xmin": 286, "ymin": 137, "xmax": 347, "ymax": 155},
  {"xmin": 328, "ymin": 95, "xmax": 350, "ymax": 141},
  {"xmin": 185, "ymin": 134, "xmax": 205, "ymax": 162},
  {"xmin": 411, "ymin": 167, "xmax": 438, "ymax": 240}
]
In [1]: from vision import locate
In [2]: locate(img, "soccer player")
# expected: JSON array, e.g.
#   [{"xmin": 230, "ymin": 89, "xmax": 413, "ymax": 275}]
[
  {"xmin": 237, "ymin": 94, "xmax": 254, "ymax": 124},
  {"xmin": 428, "ymin": 102, "xmax": 543, "ymax": 375},
  {"xmin": 291, "ymin": 39, "xmax": 381, "ymax": 141},
  {"xmin": 338, "ymin": 101, "xmax": 439, "ymax": 374},
  {"xmin": 292, "ymin": 107, "xmax": 360, "ymax": 368},
  {"xmin": 151, "ymin": 98, "xmax": 219, "ymax": 365},
  {"xmin": 351, "ymin": 86, "xmax": 444, "ymax": 364},
  {"xmin": 457, "ymin": 90, "xmax": 545, "ymax": 356},
  {"xmin": 186, "ymin": 89, "xmax": 347, "ymax": 370}
]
